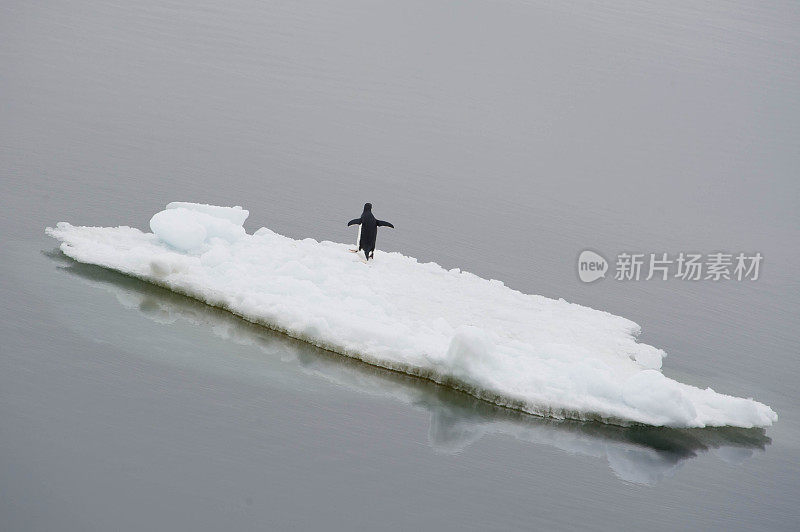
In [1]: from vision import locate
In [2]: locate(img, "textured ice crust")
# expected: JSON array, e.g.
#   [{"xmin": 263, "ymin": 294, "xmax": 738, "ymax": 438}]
[{"xmin": 45, "ymin": 203, "xmax": 777, "ymax": 428}]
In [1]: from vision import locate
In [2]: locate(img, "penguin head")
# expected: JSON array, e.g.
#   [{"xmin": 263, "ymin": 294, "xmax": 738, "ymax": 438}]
[{"xmin": 364, "ymin": 203, "xmax": 372, "ymax": 212}]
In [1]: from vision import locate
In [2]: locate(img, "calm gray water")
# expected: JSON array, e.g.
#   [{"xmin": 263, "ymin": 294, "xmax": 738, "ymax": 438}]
[{"xmin": 2, "ymin": 0, "xmax": 799, "ymax": 530}]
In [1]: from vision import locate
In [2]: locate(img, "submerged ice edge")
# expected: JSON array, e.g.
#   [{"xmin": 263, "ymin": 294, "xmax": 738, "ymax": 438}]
[{"xmin": 44, "ymin": 207, "xmax": 777, "ymax": 429}]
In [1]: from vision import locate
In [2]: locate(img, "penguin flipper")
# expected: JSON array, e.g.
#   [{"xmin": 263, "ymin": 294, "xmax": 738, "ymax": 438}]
[
  {"xmin": 376, "ymin": 220, "xmax": 394, "ymax": 228},
  {"xmin": 347, "ymin": 218, "xmax": 361, "ymax": 227}
]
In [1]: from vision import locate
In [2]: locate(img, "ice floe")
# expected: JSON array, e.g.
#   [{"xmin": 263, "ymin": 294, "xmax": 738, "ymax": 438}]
[{"xmin": 46, "ymin": 203, "xmax": 777, "ymax": 428}]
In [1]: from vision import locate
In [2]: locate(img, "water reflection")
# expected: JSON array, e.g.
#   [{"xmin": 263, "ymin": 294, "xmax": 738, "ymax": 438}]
[{"xmin": 48, "ymin": 249, "xmax": 771, "ymax": 485}]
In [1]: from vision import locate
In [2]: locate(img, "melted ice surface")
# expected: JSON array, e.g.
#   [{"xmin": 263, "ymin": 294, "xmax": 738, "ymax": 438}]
[{"xmin": 46, "ymin": 203, "xmax": 777, "ymax": 428}]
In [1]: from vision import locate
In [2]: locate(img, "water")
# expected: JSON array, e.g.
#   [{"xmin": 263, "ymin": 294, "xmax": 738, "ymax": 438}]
[{"xmin": 1, "ymin": 0, "xmax": 798, "ymax": 529}]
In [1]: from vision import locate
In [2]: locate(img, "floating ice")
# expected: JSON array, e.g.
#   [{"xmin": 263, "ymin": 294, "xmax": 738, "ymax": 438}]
[{"xmin": 46, "ymin": 203, "xmax": 777, "ymax": 428}]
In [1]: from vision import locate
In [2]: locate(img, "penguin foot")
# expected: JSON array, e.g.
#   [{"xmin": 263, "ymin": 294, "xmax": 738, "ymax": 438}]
[{"xmin": 348, "ymin": 249, "xmax": 359, "ymax": 253}]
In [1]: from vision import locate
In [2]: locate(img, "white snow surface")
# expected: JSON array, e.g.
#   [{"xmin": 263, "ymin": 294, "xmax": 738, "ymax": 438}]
[
  {"xmin": 46, "ymin": 203, "xmax": 777, "ymax": 428},
  {"xmin": 165, "ymin": 202, "xmax": 249, "ymax": 225}
]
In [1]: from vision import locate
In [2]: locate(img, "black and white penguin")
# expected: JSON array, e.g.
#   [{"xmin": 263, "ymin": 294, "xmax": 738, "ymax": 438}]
[{"xmin": 347, "ymin": 203, "xmax": 394, "ymax": 261}]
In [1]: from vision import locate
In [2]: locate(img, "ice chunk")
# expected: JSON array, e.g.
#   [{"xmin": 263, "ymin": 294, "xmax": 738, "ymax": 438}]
[
  {"xmin": 149, "ymin": 209, "xmax": 208, "ymax": 252},
  {"xmin": 45, "ymin": 204, "xmax": 778, "ymax": 429},
  {"xmin": 150, "ymin": 205, "xmax": 246, "ymax": 252}
]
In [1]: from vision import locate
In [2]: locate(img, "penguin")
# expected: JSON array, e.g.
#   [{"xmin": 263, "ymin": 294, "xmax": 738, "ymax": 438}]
[{"xmin": 347, "ymin": 203, "xmax": 394, "ymax": 261}]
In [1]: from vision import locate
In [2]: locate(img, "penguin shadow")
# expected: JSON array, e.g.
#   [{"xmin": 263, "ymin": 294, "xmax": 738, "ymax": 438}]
[{"xmin": 44, "ymin": 248, "xmax": 772, "ymax": 485}]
